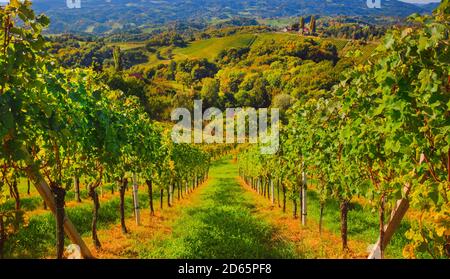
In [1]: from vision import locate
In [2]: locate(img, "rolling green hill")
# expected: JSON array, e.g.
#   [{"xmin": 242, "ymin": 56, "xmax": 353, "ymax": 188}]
[
  {"xmin": 172, "ymin": 34, "xmax": 257, "ymax": 61},
  {"xmin": 127, "ymin": 32, "xmax": 354, "ymax": 73},
  {"xmin": 131, "ymin": 33, "xmax": 260, "ymax": 70}
]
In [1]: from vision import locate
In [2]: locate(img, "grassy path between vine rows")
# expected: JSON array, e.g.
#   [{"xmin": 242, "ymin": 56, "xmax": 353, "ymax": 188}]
[
  {"xmin": 90, "ymin": 158, "xmax": 297, "ymax": 258},
  {"xmin": 90, "ymin": 157, "xmax": 372, "ymax": 259},
  {"xmin": 5, "ymin": 157, "xmax": 405, "ymax": 258}
]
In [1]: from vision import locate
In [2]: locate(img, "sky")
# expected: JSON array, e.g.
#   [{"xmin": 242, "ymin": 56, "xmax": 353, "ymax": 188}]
[{"xmin": 399, "ymin": 0, "xmax": 441, "ymax": 3}]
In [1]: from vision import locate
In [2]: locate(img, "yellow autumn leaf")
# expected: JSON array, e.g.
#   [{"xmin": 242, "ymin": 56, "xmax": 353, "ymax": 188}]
[
  {"xmin": 436, "ymin": 226, "xmax": 446, "ymax": 237},
  {"xmin": 402, "ymin": 244, "xmax": 416, "ymax": 259}
]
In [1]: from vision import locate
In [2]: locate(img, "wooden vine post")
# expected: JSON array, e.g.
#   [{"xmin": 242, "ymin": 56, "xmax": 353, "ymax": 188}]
[
  {"xmin": 270, "ymin": 179, "xmax": 275, "ymax": 204},
  {"xmin": 301, "ymin": 163, "xmax": 307, "ymax": 226},
  {"xmin": 25, "ymin": 163, "xmax": 94, "ymax": 259},
  {"xmin": 368, "ymin": 185, "xmax": 411, "ymax": 259},
  {"xmin": 132, "ymin": 173, "xmax": 141, "ymax": 226}
]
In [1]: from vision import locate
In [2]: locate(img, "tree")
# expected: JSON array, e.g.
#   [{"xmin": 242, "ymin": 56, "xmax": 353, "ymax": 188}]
[
  {"xmin": 200, "ymin": 78, "xmax": 221, "ymax": 108},
  {"xmin": 299, "ymin": 16, "xmax": 305, "ymax": 32},
  {"xmin": 282, "ymin": 6, "xmax": 450, "ymax": 258},
  {"xmin": 113, "ymin": 46, "xmax": 123, "ymax": 72},
  {"xmin": 175, "ymin": 72, "xmax": 193, "ymax": 90},
  {"xmin": 0, "ymin": 0, "xmax": 213, "ymax": 259},
  {"xmin": 271, "ymin": 94, "xmax": 294, "ymax": 124},
  {"xmin": 310, "ymin": 16, "xmax": 316, "ymax": 34},
  {"xmin": 0, "ymin": 0, "xmax": 94, "ymax": 259}
]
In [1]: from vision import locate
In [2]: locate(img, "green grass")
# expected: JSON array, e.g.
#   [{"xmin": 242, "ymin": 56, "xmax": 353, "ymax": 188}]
[
  {"xmin": 3, "ymin": 188, "xmax": 161, "ymax": 258},
  {"xmin": 1, "ymin": 186, "xmax": 90, "ymax": 212},
  {"xmin": 2, "ymin": 180, "xmax": 110, "ymax": 212},
  {"xmin": 1, "ymin": 196, "xmax": 42, "ymax": 212},
  {"xmin": 322, "ymin": 38, "xmax": 349, "ymax": 51},
  {"xmin": 134, "ymin": 158, "xmax": 298, "ymax": 259},
  {"xmin": 301, "ymin": 191, "xmax": 409, "ymax": 258},
  {"xmin": 172, "ymin": 34, "xmax": 257, "ymax": 61}
]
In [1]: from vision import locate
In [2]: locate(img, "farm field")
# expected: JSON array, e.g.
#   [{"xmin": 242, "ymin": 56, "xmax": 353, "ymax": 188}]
[
  {"xmin": 134, "ymin": 33, "xmax": 259, "ymax": 69},
  {"xmin": 3, "ymin": 157, "xmax": 410, "ymax": 259},
  {"xmin": 172, "ymin": 34, "xmax": 257, "ymax": 61}
]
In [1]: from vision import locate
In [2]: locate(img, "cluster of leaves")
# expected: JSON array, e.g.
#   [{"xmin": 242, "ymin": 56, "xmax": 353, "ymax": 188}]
[
  {"xmin": 238, "ymin": 3, "xmax": 450, "ymax": 258},
  {"xmin": 49, "ymin": 37, "xmax": 150, "ymax": 71},
  {"xmin": 321, "ymin": 23, "xmax": 387, "ymax": 41},
  {"xmin": 188, "ymin": 38, "xmax": 339, "ymax": 110},
  {"xmin": 0, "ymin": 0, "xmax": 211, "ymax": 257},
  {"xmin": 149, "ymin": 58, "xmax": 219, "ymax": 90},
  {"xmin": 145, "ymin": 32, "xmax": 187, "ymax": 49},
  {"xmin": 49, "ymin": 39, "xmax": 112, "ymax": 70}
]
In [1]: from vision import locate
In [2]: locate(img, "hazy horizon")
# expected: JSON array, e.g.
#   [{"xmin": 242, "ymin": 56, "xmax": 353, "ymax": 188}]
[{"xmin": 399, "ymin": 0, "xmax": 441, "ymax": 3}]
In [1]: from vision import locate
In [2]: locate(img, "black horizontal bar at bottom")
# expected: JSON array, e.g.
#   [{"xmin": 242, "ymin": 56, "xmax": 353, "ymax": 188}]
[{"xmin": 1, "ymin": 259, "xmax": 448, "ymax": 278}]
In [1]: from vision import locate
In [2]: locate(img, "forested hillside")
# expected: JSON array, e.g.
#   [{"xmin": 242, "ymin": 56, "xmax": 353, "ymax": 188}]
[{"xmin": 32, "ymin": 0, "xmax": 438, "ymax": 33}]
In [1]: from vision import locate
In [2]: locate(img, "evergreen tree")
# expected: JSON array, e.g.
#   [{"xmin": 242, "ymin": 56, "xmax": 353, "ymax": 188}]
[
  {"xmin": 113, "ymin": 46, "xmax": 123, "ymax": 72},
  {"xmin": 310, "ymin": 16, "xmax": 316, "ymax": 34}
]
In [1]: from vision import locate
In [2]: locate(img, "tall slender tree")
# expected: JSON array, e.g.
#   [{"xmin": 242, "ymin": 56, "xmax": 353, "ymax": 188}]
[
  {"xmin": 113, "ymin": 46, "xmax": 123, "ymax": 72},
  {"xmin": 299, "ymin": 16, "xmax": 305, "ymax": 33},
  {"xmin": 309, "ymin": 16, "xmax": 316, "ymax": 34}
]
